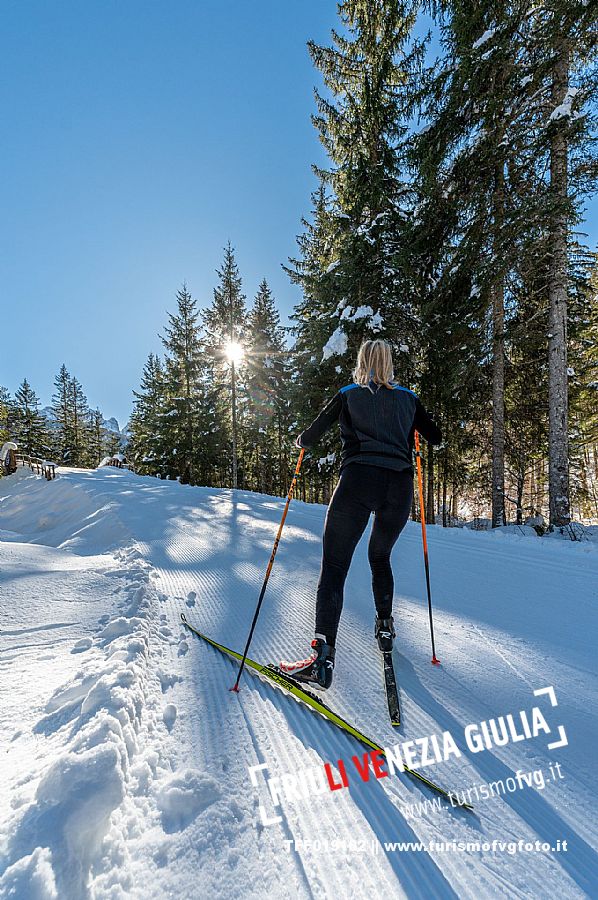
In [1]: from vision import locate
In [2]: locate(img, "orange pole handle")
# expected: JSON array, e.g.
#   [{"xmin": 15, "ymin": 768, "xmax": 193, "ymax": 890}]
[
  {"xmin": 231, "ymin": 448, "xmax": 305, "ymax": 690},
  {"xmin": 414, "ymin": 432, "xmax": 429, "ymax": 556},
  {"xmin": 262, "ymin": 448, "xmax": 305, "ymax": 583},
  {"xmin": 414, "ymin": 431, "xmax": 440, "ymax": 664}
]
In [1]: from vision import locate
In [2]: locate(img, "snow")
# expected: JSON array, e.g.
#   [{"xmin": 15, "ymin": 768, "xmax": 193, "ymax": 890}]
[
  {"xmin": 317, "ymin": 452, "xmax": 337, "ymax": 469},
  {"xmin": 322, "ymin": 327, "xmax": 348, "ymax": 361},
  {"xmin": 339, "ymin": 306, "xmax": 384, "ymax": 332},
  {"xmin": 549, "ymin": 88, "xmax": 578, "ymax": 122},
  {"xmin": 1, "ymin": 466, "xmax": 597, "ymax": 897},
  {"xmin": 472, "ymin": 29, "xmax": 495, "ymax": 50},
  {"xmin": 0, "ymin": 442, "xmax": 17, "ymax": 461},
  {"xmin": 343, "ymin": 305, "xmax": 374, "ymax": 322}
]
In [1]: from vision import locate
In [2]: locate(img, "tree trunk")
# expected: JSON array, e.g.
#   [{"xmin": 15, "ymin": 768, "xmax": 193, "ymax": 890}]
[
  {"xmin": 516, "ymin": 470, "xmax": 524, "ymax": 526},
  {"xmin": 442, "ymin": 479, "xmax": 447, "ymax": 528},
  {"xmin": 491, "ymin": 160, "xmax": 506, "ymax": 527},
  {"xmin": 426, "ymin": 442, "xmax": 435, "ymax": 524},
  {"xmin": 231, "ymin": 361, "xmax": 238, "ymax": 489},
  {"xmin": 547, "ymin": 40, "xmax": 571, "ymax": 526}
]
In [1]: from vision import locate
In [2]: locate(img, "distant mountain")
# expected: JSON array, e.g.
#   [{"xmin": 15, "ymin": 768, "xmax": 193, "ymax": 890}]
[
  {"xmin": 103, "ymin": 417, "xmax": 122, "ymax": 435},
  {"xmin": 41, "ymin": 407, "xmax": 126, "ymax": 436}
]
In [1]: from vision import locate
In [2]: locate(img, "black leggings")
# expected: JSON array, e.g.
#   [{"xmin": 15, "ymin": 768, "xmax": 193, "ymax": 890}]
[{"xmin": 315, "ymin": 463, "xmax": 413, "ymax": 645}]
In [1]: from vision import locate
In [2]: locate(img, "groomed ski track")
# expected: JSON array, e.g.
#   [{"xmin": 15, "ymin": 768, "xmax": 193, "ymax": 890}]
[{"xmin": 1, "ymin": 466, "xmax": 597, "ymax": 899}]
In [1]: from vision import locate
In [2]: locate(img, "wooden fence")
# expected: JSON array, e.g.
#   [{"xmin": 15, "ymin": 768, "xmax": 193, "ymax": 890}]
[{"xmin": 15, "ymin": 453, "xmax": 57, "ymax": 480}]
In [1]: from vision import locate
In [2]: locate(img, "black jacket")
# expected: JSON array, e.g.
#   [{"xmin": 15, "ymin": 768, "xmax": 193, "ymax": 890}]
[{"xmin": 298, "ymin": 381, "xmax": 442, "ymax": 473}]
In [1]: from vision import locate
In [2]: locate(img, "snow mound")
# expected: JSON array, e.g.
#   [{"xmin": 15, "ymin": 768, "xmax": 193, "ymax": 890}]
[
  {"xmin": 155, "ymin": 770, "xmax": 221, "ymax": 833},
  {"xmin": 0, "ymin": 469, "xmax": 130, "ymax": 555},
  {"xmin": 490, "ymin": 524, "xmax": 538, "ymax": 538},
  {"xmin": 0, "ymin": 531, "xmax": 167, "ymax": 897},
  {"xmin": 163, "ymin": 703, "xmax": 177, "ymax": 730},
  {"xmin": 545, "ymin": 522, "xmax": 598, "ymax": 542},
  {"xmin": 0, "ymin": 848, "xmax": 58, "ymax": 900}
]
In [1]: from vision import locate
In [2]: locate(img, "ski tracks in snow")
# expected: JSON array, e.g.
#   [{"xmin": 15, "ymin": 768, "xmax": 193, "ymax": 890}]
[{"xmin": 1, "ymin": 468, "xmax": 597, "ymax": 898}]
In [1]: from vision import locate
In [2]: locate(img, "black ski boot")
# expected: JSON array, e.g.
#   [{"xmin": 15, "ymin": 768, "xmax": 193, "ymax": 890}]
[
  {"xmin": 375, "ymin": 616, "xmax": 395, "ymax": 653},
  {"xmin": 279, "ymin": 636, "xmax": 335, "ymax": 689}
]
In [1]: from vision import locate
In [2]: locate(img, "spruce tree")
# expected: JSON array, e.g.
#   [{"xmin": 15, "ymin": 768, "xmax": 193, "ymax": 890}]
[
  {"xmin": 13, "ymin": 379, "xmax": 50, "ymax": 457},
  {"xmin": 303, "ymin": 0, "xmax": 423, "ymax": 374},
  {"xmin": 129, "ymin": 353, "xmax": 169, "ymax": 477},
  {"xmin": 202, "ymin": 245, "xmax": 248, "ymax": 488},
  {"xmin": 288, "ymin": 0, "xmax": 424, "ymax": 498},
  {"xmin": 245, "ymin": 279, "xmax": 291, "ymax": 494},
  {"xmin": 0, "ymin": 386, "xmax": 11, "ymax": 448},
  {"xmin": 526, "ymin": 0, "xmax": 597, "ymax": 525},
  {"xmin": 68, "ymin": 376, "xmax": 90, "ymax": 467},
  {"xmin": 413, "ymin": 1, "xmax": 540, "ymax": 526},
  {"xmin": 160, "ymin": 285, "xmax": 203, "ymax": 484},
  {"xmin": 52, "ymin": 364, "xmax": 74, "ymax": 461}
]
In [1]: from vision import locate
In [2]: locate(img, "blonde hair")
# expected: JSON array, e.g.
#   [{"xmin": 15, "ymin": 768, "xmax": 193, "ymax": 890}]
[{"xmin": 352, "ymin": 340, "xmax": 394, "ymax": 389}]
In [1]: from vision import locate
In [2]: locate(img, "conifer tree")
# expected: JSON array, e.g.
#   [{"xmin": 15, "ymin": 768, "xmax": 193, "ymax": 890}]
[
  {"xmin": 288, "ymin": 0, "xmax": 424, "ymax": 497},
  {"xmin": 245, "ymin": 279, "xmax": 291, "ymax": 494},
  {"xmin": 0, "ymin": 386, "xmax": 12, "ymax": 448},
  {"xmin": 413, "ymin": 1, "xmax": 540, "ymax": 526},
  {"xmin": 303, "ymin": 0, "xmax": 423, "ymax": 375},
  {"xmin": 68, "ymin": 376, "xmax": 90, "ymax": 467},
  {"xmin": 87, "ymin": 408, "xmax": 119, "ymax": 467},
  {"xmin": 129, "ymin": 353, "xmax": 169, "ymax": 477},
  {"xmin": 52, "ymin": 364, "xmax": 74, "ymax": 461},
  {"xmin": 13, "ymin": 379, "xmax": 50, "ymax": 457},
  {"xmin": 160, "ymin": 285, "xmax": 203, "ymax": 484},
  {"xmin": 203, "ymin": 245, "xmax": 248, "ymax": 488},
  {"xmin": 526, "ymin": 0, "xmax": 597, "ymax": 525}
]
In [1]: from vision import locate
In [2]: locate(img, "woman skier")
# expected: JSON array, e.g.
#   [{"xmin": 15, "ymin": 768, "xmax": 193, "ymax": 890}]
[{"xmin": 280, "ymin": 339, "xmax": 441, "ymax": 689}]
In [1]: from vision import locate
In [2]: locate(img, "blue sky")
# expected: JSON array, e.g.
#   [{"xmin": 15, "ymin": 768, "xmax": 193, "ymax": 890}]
[
  {"xmin": 1, "ymin": 2, "xmax": 596, "ymax": 426},
  {"xmin": 0, "ymin": 0, "xmax": 336, "ymax": 425}
]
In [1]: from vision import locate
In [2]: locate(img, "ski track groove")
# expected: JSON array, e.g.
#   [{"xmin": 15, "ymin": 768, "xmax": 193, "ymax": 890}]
[
  {"xmin": 23, "ymin": 470, "xmax": 593, "ymax": 899},
  {"xmin": 151, "ymin": 509, "xmax": 592, "ymax": 899}
]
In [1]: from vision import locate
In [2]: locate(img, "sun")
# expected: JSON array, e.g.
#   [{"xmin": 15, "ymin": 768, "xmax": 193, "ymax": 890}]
[{"xmin": 224, "ymin": 340, "xmax": 244, "ymax": 365}]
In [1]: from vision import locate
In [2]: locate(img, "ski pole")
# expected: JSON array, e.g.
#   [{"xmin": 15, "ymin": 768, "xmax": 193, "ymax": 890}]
[
  {"xmin": 230, "ymin": 448, "xmax": 305, "ymax": 691},
  {"xmin": 414, "ymin": 431, "xmax": 440, "ymax": 665}
]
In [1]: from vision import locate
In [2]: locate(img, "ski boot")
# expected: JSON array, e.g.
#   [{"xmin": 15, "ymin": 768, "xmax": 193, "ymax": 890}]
[
  {"xmin": 375, "ymin": 616, "xmax": 395, "ymax": 653},
  {"xmin": 279, "ymin": 636, "xmax": 335, "ymax": 689}
]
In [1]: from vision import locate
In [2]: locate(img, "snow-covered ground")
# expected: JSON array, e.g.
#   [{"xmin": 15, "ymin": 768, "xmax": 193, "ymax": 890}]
[{"xmin": 0, "ymin": 466, "xmax": 596, "ymax": 899}]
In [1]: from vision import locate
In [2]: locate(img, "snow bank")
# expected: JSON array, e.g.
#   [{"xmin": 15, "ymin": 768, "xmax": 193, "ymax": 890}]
[
  {"xmin": 0, "ymin": 848, "xmax": 58, "ymax": 899},
  {"xmin": 0, "ymin": 542, "xmax": 163, "ymax": 897},
  {"xmin": 0, "ymin": 469, "xmax": 130, "ymax": 554},
  {"xmin": 545, "ymin": 521, "xmax": 598, "ymax": 543}
]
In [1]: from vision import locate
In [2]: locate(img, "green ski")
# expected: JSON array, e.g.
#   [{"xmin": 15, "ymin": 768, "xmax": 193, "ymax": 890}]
[{"xmin": 181, "ymin": 613, "xmax": 472, "ymax": 810}]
